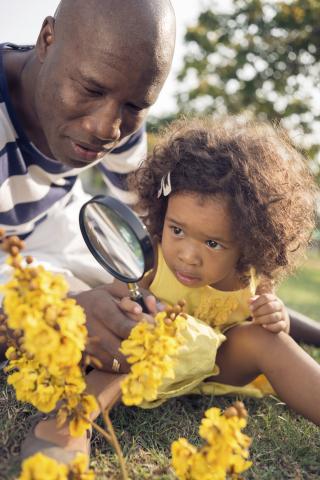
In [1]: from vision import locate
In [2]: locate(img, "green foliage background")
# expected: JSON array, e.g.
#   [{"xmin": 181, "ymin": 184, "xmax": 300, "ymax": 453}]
[{"xmin": 149, "ymin": 0, "xmax": 320, "ymax": 180}]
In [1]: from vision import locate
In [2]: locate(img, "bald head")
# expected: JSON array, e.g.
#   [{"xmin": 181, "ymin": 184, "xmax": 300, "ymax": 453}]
[{"xmin": 54, "ymin": 0, "xmax": 175, "ymax": 82}]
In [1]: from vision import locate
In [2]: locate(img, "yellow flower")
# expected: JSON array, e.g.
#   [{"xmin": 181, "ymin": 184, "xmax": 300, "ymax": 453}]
[
  {"xmin": 171, "ymin": 404, "xmax": 252, "ymax": 480},
  {"xmin": 7, "ymin": 360, "xmax": 64, "ymax": 412},
  {"xmin": 2, "ymin": 255, "xmax": 91, "ymax": 435},
  {"xmin": 18, "ymin": 452, "xmax": 94, "ymax": 480},
  {"xmin": 69, "ymin": 394, "xmax": 98, "ymax": 437},
  {"xmin": 190, "ymin": 449, "xmax": 226, "ymax": 480},
  {"xmin": 69, "ymin": 453, "xmax": 95, "ymax": 480},
  {"xmin": 18, "ymin": 452, "xmax": 68, "ymax": 480},
  {"xmin": 171, "ymin": 438, "xmax": 197, "ymax": 479},
  {"xmin": 120, "ymin": 312, "xmax": 186, "ymax": 406}
]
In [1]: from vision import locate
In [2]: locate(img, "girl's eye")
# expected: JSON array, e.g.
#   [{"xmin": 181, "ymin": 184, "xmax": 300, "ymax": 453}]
[
  {"xmin": 170, "ymin": 226, "xmax": 183, "ymax": 236},
  {"xmin": 206, "ymin": 239, "xmax": 222, "ymax": 250}
]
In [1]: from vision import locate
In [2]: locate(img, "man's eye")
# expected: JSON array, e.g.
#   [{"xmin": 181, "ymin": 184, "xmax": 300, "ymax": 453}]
[
  {"xmin": 127, "ymin": 103, "xmax": 144, "ymax": 113},
  {"xmin": 84, "ymin": 87, "xmax": 103, "ymax": 97},
  {"xmin": 206, "ymin": 239, "xmax": 221, "ymax": 250}
]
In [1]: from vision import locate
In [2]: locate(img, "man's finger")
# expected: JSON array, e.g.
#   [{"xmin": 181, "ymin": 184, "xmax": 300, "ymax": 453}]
[
  {"xmin": 118, "ymin": 297, "xmax": 143, "ymax": 315},
  {"xmin": 76, "ymin": 287, "xmax": 137, "ymax": 339},
  {"xmin": 86, "ymin": 333, "xmax": 130, "ymax": 373}
]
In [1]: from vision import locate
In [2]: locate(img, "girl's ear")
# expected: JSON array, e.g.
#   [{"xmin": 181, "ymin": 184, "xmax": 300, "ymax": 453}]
[{"xmin": 36, "ymin": 16, "xmax": 55, "ymax": 63}]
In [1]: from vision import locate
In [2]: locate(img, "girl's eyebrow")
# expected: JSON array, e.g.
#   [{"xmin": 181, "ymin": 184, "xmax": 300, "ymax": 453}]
[
  {"xmin": 166, "ymin": 215, "xmax": 184, "ymax": 226},
  {"xmin": 166, "ymin": 216, "xmax": 234, "ymax": 245}
]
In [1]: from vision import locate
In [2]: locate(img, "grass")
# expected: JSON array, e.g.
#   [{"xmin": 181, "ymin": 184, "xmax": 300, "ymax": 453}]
[
  {"xmin": 277, "ymin": 251, "xmax": 320, "ymax": 320},
  {"xmin": 1, "ymin": 252, "xmax": 320, "ymax": 479}
]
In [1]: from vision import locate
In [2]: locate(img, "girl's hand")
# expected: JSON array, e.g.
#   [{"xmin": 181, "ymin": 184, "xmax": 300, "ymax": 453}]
[
  {"xmin": 117, "ymin": 295, "xmax": 158, "ymax": 324},
  {"xmin": 249, "ymin": 294, "xmax": 290, "ymax": 333}
]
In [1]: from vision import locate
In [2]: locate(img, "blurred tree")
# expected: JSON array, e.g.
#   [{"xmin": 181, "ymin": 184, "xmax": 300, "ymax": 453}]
[
  {"xmin": 146, "ymin": 114, "xmax": 179, "ymax": 151},
  {"xmin": 177, "ymin": 0, "xmax": 320, "ymax": 176}
]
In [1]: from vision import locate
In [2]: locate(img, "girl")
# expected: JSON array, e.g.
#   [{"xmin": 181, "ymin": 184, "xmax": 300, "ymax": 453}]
[
  {"xmin": 118, "ymin": 116, "xmax": 320, "ymax": 423},
  {"xmin": 22, "ymin": 116, "xmax": 320, "ymax": 463}
]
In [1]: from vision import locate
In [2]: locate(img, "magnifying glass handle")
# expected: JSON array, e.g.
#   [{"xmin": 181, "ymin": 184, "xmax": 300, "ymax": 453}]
[
  {"xmin": 132, "ymin": 292, "xmax": 149, "ymax": 313},
  {"xmin": 128, "ymin": 282, "xmax": 149, "ymax": 313}
]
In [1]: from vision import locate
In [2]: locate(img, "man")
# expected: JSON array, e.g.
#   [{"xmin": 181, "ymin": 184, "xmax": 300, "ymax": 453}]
[
  {"xmin": 0, "ymin": 0, "xmax": 176, "ymax": 463},
  {"xmin": 0, "ymin": 0, "xmax": 176, "ymax": 374}
]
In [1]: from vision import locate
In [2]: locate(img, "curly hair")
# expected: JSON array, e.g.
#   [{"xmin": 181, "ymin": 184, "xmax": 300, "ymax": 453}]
[{"xmin": 129, "ymin": 116, "xmax": 318, "ymax": 283}]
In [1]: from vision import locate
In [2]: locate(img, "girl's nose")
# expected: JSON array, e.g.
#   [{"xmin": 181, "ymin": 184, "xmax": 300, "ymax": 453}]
[
  {"xmin": 82, "ymin": 99, "xmax": 121, "ymax": 144},
  {"xmin": 178, "ymin": 245, "xmax": 200, "ymax": 266}
]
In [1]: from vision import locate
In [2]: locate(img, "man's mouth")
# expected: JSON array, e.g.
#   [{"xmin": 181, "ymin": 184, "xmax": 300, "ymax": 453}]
[{"xmin": 70, "ymin": 140, "xmax": 117, "ymax": 162}]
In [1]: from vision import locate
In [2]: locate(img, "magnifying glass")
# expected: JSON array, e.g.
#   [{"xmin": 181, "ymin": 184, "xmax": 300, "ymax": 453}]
[{"xmin": 79, "ymin": 195, "xmax": 154, "ymax": 312}]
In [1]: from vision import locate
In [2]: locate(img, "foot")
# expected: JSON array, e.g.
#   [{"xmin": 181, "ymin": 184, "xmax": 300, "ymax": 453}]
[
  {"xmin": 20, "ymin": 415, "xmax": 91, "ymax": 464},
  {"xmin": 35, "ymin": 418, "xmax": 91, "ymax": 453}
]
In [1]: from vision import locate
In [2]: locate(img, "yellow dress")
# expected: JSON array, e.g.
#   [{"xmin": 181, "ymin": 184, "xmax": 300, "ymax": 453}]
[{"xmin": 139, "ymin": 246, "xmax": 274, "ymax": 409}]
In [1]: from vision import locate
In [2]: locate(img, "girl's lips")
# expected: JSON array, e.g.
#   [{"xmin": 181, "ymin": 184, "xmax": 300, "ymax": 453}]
[{"xmin": 175, "ymin": 270, "xmax": 201, "ymax": 286}]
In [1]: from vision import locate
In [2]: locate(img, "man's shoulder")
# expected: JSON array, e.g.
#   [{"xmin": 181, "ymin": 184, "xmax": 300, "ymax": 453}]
[
  {"xmin": 0, "ymin": 43, "xmax": 34, "ymax": 53},
  {"xmin": 0, "ymin": 99, "xmax": 17, "ymax": 148},
  {"xmin": 99, "ymin": 124, "xmax": 147, "ymax": 173}
]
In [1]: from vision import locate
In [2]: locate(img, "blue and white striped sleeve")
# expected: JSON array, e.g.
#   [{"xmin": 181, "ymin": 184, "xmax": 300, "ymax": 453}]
[{"xmin": 97, "ymin": 124, "xmax": 147, "ymax": 205}]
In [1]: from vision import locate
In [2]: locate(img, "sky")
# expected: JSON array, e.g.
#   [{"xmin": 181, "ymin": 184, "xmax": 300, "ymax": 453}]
[{"xmin": 0, "ymin": 0, "xmax": 219, "ymax": 116}]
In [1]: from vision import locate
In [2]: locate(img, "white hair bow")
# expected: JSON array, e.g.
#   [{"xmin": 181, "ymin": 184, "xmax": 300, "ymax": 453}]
[{"xmin": 157, "ymin": 172, "xmax": 172, "ymax": 198}]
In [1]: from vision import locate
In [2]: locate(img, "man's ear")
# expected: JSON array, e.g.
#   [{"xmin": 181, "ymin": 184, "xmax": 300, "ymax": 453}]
[{"xmin": 36, "ymin": 16, "xmax": 55, "ymax": 63}]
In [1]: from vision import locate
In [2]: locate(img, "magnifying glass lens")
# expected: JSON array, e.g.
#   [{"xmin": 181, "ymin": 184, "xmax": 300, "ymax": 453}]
[
  {"xmin": 83, "ymin": 202, "xmax": 145, "ymax": 280},
  {"xmin": 79, "ymin": 195, "xmax": 154, "ymax": 313}
]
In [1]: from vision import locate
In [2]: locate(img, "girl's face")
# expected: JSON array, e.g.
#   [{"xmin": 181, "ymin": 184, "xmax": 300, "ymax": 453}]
[{"xmin": 161, "ymin": 193, "xmax": 241, "ymax": 291}]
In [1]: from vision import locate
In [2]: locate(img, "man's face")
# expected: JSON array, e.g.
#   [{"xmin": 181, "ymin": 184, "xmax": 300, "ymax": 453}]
[{"xmin": 34, "ymin": 20, "xmax": 168, "ymax": 168}]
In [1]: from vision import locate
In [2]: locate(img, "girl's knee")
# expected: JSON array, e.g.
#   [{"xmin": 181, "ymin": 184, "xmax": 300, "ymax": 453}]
[{"xmin": 226, "ymin": 322, "xmax": 285, "ymax": 358}]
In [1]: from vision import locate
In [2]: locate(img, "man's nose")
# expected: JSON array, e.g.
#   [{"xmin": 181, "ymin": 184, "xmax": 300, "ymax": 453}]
[{"xmin": 82, "ymin": 99, "xmax": 121, "ymax": 143}]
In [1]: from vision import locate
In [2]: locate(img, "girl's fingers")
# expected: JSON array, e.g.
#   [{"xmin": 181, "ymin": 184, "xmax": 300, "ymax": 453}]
[
  {"xmin": 253, "ymin": 311, "xmax": 283, "ymax": 325},
  {"xmin": 252, "ymin": 303, "xmax": 284, "ymax": 323},
  {"xmin": 252, "ymin": 302, "xmax": 283, "ymax": 319},
  {"xmin": 144, "ymin": 295, "xmax": 158, "ymax": 314},
  {"xmin": 249, "ymin": 293, "xmax": 277, "ymax": 309},
  {"xmin": 262, "ymin": 320, "xmax": 287, "ymax": 333},
  {"xmin": 250, "ymin": 293, "xmax": 284, "ymax": 317}
]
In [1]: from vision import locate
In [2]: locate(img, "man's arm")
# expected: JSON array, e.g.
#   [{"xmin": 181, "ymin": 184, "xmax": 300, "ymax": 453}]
[{"xmin": 288, "ymin": 308, "xmax": 320, "ymax": 346}]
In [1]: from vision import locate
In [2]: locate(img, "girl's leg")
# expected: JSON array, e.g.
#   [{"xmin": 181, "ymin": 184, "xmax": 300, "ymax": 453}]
[{"xmin": 214, "ymin": 323, "xmax": 320, "ymax": 425}]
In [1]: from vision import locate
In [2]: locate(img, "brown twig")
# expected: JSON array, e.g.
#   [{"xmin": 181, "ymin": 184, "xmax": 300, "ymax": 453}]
[
  {"xmin": 83, "ymin": 386, "xmax": 129, "ymax": 480},
  {"xmin": 102, "ymin": 408, "xmax": 129, "ymax": 480}
]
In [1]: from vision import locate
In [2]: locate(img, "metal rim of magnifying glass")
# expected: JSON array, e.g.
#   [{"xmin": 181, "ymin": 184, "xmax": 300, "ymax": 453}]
[{"xmin": 79, "ymin": 195, "xmax": 154, "ymax": 283}]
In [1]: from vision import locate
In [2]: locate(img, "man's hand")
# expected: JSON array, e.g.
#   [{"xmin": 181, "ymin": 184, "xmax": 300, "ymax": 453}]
[
  {"xmin": 73, "ymin": 286, "xmax": 157, "ymax": 373},
  {"xmin": 249, "ymin": 294, "xmax": 290, "ymax": 334}
]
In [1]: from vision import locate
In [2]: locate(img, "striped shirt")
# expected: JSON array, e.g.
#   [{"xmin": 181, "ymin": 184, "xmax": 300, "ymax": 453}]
[{"xmin": 0, "ymin": 43, "xmax": 146, "ymax": 238}]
